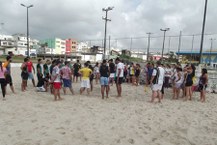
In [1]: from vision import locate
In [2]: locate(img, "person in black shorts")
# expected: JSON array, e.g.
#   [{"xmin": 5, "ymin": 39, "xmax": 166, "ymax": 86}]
[
  {"xmin": 73, "ymin": 60, "xmax": 81, "ymax": 83},
  {"xmin": 108, "ymin": 59, "xmax": 115, "ymax": 86},
  {"xmin": 3, "ymin": 56, "xmax": 15, "ymax": 94},
  {"xmin": 21, "ymin": 57, "xmax": 29, "ymax": 91},
  {"xmin": 0, "ymin": 61, "xmax": 7, "ymax": 100},
  {"xmin": 115, "ymin": 58, "xmax": 124, "ymax": 97},
  {"xmin": 184, "ymin": 64, "xmax": 195, "ymax": 101},
  {"xmin": 135, "ymin": 64, "xmax": 141, "ymax": 86}
]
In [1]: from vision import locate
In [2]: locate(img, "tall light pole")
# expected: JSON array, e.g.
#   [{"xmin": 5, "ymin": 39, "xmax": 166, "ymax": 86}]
[
  {"xmin": 160, "ymin": 28, "xmax": 170, "ymax": 59},
  {"xmin": 146, "ymin": 32, "xmax": 153, "ymax": 61},
  {"xmin": 102, "ymin": 6, "xmax": 114, "ymax": 59},
  {"xmin": 21, "ymin": 3, "xmax": 33, "ymax": 57},
  {"xmin": 209, "ymin": 38, "xmax": 216, "ymax": 65},
  {"xmin": 130, "ymin": 37, "xmax": 133, "ymax": 51},
  {"xmin": 199, "ymin": 0, "xmax": 208, "ymax": 64}
]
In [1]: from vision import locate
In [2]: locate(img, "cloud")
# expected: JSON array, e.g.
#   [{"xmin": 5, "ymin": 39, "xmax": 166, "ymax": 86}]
[{"xmin": 0, "ymin": 0, "xmax": 216, "ymax": 52}]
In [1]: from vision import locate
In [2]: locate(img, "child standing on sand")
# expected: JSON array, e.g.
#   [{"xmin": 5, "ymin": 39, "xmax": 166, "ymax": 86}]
[{"xmin": 20, "ymin": 58, "xmax": 29, "ymax": 91}]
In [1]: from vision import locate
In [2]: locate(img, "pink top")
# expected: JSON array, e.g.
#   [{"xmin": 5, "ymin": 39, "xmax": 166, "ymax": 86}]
[
  {"xmin": 0, "ymin": 67, "xmax": 6, "ymax": 78},
  {"xmin": 60, "ymin": 66, "xmax": 72, "ymax": 80}
]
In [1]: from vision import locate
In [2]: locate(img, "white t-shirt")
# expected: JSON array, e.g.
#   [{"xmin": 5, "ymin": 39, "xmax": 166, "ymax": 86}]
[
  {"xmin": 165, "ymin": 68, "xmax": 172, "ymax": 77},
  {"xmin": 52, "ymin": 66, "xmax": 61, "ymax": 82},
  {"xmin": 94, "ymin": 66, "xmax": 99, "ymax": 73},
  {"xmin": 152, "ymin": 66, "xmax": 165, "ymax": 85},
  {"xmin": 116, "ymin": 62, "xmax": 124, "ymax": 77}
]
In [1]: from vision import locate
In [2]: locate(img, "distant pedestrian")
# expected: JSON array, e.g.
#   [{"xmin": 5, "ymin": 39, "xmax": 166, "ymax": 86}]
[
  {"xmin": 3, "ymin": 56, "xmax": 15, "ymax": 94},
  {"xmin": 108, "ymin": 59, "xmax": 115, "ymax": 86},
  {"xmin": 20, "ymin": 58, "xmax": 29, "ymax": 92},
  {"xmin": 164, "ymin": 64, "xmax": 172, "ymax": 88},
  {"xmin": 51, "ymin": 60, "xmax": 62, "ymax": 101},
  {"xmin": 87, "ymin": 61, "xmax": 94, "ymax": 92},
  {"xmin": 36, "ymin": 59, "xmax": 46, "ymax": 92},
  {"xmin": 0, "ymin": 61, "xmax": 7, "ymax": 100},
  {"xmin": 73, "ymin": 60, "xmax": 81, "ymax": 83},
  {"xmin": 129, "ymin": 63, "xmax": 136, "ymax": 85},
  {"xmin": 115, "ymin": 58, "xmax": 124, "ymax": 97},
  {"xmin": 184, "ymin": 64, "xmax": 195, "ymax": 101},
  {"xmin": 100, "ymin": 60, "xmax": 110, "ymax": 99},
  {"xmin": 94, "ymin": 62, "xmax": 100, "ymax": 84},
  {"xmin": 135, "ymin": 64, "xmax": 141, "ymax": 86},
  {"xmin": 49, "ymin": 60, "xmax": 56, "ymax": 94},
  {"xmin": 198, "ymin": 68, "xmax": 208, "ymax": 102},
  {"xmin": 150, "ymin": 61, "xmax": 165, "ymax": 103},
  {"xmin": 60, "ymin": 61, "xmax": 74, "ymax": 95},
  {"xmin": 26, "ymin": 56, "xmax": 36, "ymax": 87},
  {"xmin": 79, "ymin": 62, "xmax": 92, "ymax": 95}
]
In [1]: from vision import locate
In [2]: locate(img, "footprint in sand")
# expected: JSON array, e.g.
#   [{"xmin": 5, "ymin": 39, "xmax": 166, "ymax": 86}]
[
  {"xmin": 160, "ymin": 130, "xmax": 169, "ymax": 137},
  {"xmin": 128, "ymin": 138, "xmax": 135, "ymax": 144},
  {"xmin": 45, "ymin": 139, "xmax": 58, "ymax": 145},
  {"xmin": 116, "ymin": 139, "xmax": 121, "ymax": 143},
  {"xmin": 144, "ymin": 126, "xmax": 151, "ymax": 131},
  {"xmin": 31, "ymin": 119, "xmax": 37, "ymax": 123}
]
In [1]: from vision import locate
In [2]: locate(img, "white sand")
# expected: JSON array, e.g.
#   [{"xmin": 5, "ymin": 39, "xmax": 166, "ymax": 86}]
[{"xmin": 0, "ymin": 67, "xmax": 217, "ymax": 145}]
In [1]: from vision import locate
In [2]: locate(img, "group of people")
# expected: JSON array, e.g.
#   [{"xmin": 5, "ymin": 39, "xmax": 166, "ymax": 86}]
[
  {"xmin": 0, "ymin": 53, "xmax": 208, "ymax": 103},
  {"xmin": 146, "ymin": 61, "xmax": 208, "ymax": 103}
]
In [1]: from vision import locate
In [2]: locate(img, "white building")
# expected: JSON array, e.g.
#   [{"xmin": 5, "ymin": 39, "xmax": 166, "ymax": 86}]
[
  {"xmin": 77, "ymin": 42, "xmax": 88, "ymax": 52},
  {"xmin": 12, "ymin": 33, "xmax": 38, "ymax": 56},
  {"xmin": 0, "ymin": 34, "xmax": 15, "ymax": 54}
]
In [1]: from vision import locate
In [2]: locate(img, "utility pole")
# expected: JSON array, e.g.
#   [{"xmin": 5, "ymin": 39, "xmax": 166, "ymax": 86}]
[
  {"xmin": 146, "ymin": 32, "xmax": 152, "ymax": 61},
  {"xmin": 102, "ymin": 6, "xmax": 114, "ymax": 59},
  {"xmin": 130, "ymin": 37, "xmax": 133, "ymax": 52},
  {"xmin": 168, "ymin": 36, "xmax": 171, "ymax": 54},
  {"xmin": 160, "ymin": 28, "xmax": 170, "ymax": 59},
  {"xmin": 108, "ymin": 35, "xmax": 111, "ymax": 59},
  {"xmin": 199, "ymin": 0, "xmax": 208, "ymax": 64},
  {"xmin": 177, "ymin": 31, "xmax": 182, "ymax": 62}
]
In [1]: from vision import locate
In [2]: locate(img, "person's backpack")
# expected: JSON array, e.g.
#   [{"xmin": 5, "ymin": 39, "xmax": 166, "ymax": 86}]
[{"xmin": 152, "ymin": 68, "xmax": 160, "ymax": 84}]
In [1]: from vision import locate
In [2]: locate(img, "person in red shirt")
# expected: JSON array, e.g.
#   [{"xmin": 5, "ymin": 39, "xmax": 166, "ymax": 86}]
[{"xmin": 26, "ymin": 57, "xmax": 36, "ymax": 87}]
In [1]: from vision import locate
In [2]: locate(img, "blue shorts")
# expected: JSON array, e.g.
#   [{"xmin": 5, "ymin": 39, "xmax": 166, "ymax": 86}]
[
  {"xmin": 28, "ymin": 72, "xmax": 34, "ymax": 80},
  {"xmin": 63, "ymin": 79, "xmax": 72, "ymax": 88},
  {"xmin": 100, "ymin": 77, "xmax": 109, "ymax": 86}
]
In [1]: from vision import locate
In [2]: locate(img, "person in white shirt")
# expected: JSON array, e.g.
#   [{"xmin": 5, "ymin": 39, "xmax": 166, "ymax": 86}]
[
  {"xmin": 51, "ymin": 60, "xmax": 62, "ymax": 101},
  {"xmin": 115, "ymin": 58, "xmax": 124, "ymax": 97},
  {"xmin": 150, "ymin": 61, "xmax": 165, "ymax": 103},
  {"xmin": 173, "ymin": 67, "xmax": 184, "ymax": 99}
]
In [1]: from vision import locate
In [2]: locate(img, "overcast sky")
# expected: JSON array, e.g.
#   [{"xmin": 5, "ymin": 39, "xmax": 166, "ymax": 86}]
[{"xmin": 0, "ymin": 0, "xmax": 217, "ymax": 52}]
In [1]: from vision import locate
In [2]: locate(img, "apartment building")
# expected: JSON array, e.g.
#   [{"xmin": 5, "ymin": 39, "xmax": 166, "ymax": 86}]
[
  {"xmin": 40, "ymin": 38, "xmax": 66, "ymax": 54},
  {"xmin": 66, "ymin": 38, "xmax": 77, "ymax": 54}
]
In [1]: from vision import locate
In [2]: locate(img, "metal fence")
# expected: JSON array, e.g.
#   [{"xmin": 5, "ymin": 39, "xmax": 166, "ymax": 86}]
[{"xmin": 78, "ymin": 33, "xmax": 217, "ymax": 54}]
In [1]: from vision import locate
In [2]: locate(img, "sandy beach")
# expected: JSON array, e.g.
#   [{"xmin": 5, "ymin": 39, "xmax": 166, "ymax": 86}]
[{"xmin": 0, "ymin": 67, "xmax": 217, "ymax": 145}]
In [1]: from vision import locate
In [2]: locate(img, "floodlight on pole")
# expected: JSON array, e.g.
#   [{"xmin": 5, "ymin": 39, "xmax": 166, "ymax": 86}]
[
  {"xmin": 102, "ymin": 6, "xmax": 114, "ymax": 59},
  {"xmin": 21, "ymin": 3, "xmax": 34, "ymax": 57}
]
